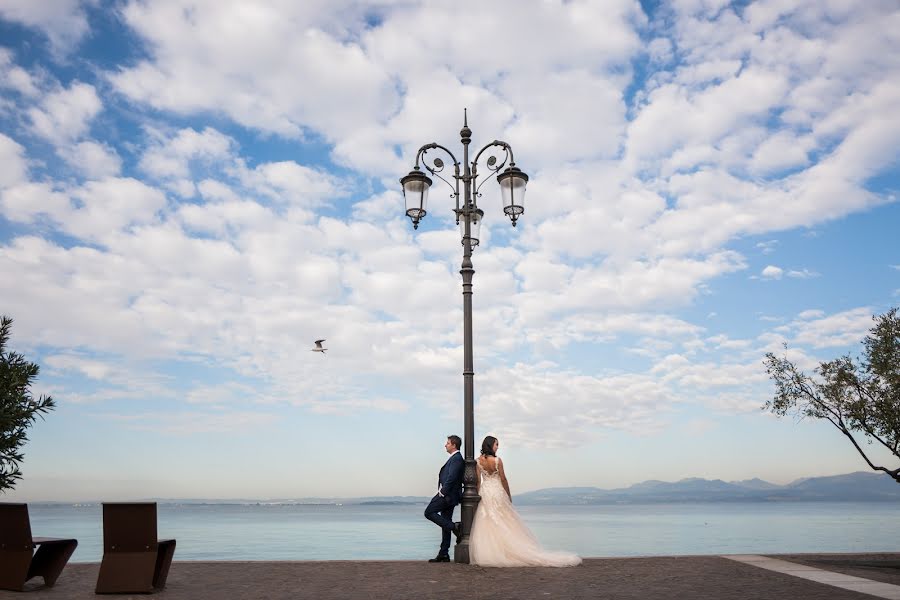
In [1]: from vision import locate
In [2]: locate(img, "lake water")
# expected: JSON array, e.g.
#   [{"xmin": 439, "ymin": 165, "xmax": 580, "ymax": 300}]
[{"xmin": 23, "ymin": 501, "xmax": 900, "ymax": 562}]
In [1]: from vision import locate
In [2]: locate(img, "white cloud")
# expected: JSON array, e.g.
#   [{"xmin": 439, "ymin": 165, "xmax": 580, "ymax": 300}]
[
  {"xmin": 91, "ymin": 0, "xmax": 900, "ymax": 292},
  {"xmin": 0, "ymin": 133, "xmax": 27, "ymax": 188},
  {"xmin": 68, "ymin": 178, "xmax": 168, "ymax": 242},
  {"xmin": 0, "ymin": 182, "xmax": 69, "ymax": 224},
  {"xmin": 626, "ymin": 67, "xmax": 789, "ymax": 168},
  {"xmin": 652, "ymin": 353, "xmax": 768, "ymax": 389},
  {"xmin": 0, "ymin": 48, "xmax": 40, "ymax": 96},
  {"xmin": 478, "ymin": 365, "xmax": 675, "ymax": 449},
  {"xmin": 301, "ymin": 396, "xmax": 409, "ymax": 415},
  {"xmin": 234, "ymin": 160, "xmax": 349, "ymax": 207},
  {"xmin": 673, "ymin": 59, "xmax": 742, "ymax": 86},
  {"xmin": 514, "ymin": 252, "xmax": 747, "ymax": 328},
  {"xmin": 756, "ymin": 265, "xmax": 819, "ymax": 280},
  {"xmin": 352, "ymin": 190, "xmax": 403, "ymax": 224},
  {"xmin": 526, "ymin": 312, "xmax": 703, "ymax": 349},
  {"xmin": 0, "ymin": 0, "xmax": 95, "ymax": 53},
  {"xmin": 111, "ymin": 0, "xmax": 396, "ymax": 140},
  {"xmin": 103, "ymin": 410, "xmax": 279, "ymax": 435},
  {"xmin": 41, "ymin": 352, "xmax": 178, "ymax": 405},
  {"xmin": 1, "ymin": 0, "xmax": 898, "ymax": 469},
  {"xmin": 1, "ymin": 177, "xmax": 167, "ymax": 244},
  {"xmin": 179, "ymin": 188, "xmax": 273, "ymax": 236},
  {"xmin": 45, "ymin": 354, "xmax": 115, "ymax": 380},
  {"xmin": 761, "ymin": 265, "xmax": 783, "ymax": 279},
  {"xmin": 789, "ymin": 307, "xmax": 874, "ymax": 349},
  {"xmin": 756, "ymin": 240, "xmax": 778, "ymax": 254},
  {"xmin": 58, "ymin": 140, "xmax": 122, "ymax": 178},
  {"xmin": 684, "ymin": 417, "xmax": 717, "ymax": 435},
  {"xmin": 106, "ymin": 0, "xmax": 646, "ymax": 176},
  {"xmin": 648, "ymin": 37, "xmax": 674, "ymax": 63},
  {"xmin": 367, "ymin": 0, "xmax": 642, "ymax": 83},
  {"xmin": 786, "ymin": 268, "xmax": 819, "ymax": 279},
  {"xmin": 749, "ymin": 130, "xmax": 813, "ymax": 175},
  {"xmin": 185, "ymin": 382, "xmax": 259, "ymax": 406},
  {"xmin": 797, "ymin": 309, "xmax": 825, "ymax": 320},
  {"xmin": 528, "ymin": 184, "xmax": 667, "ymax": 259},
  {"xmin": 501, "ymin": 69, "xmax": 626, "ymax": 164},
  {"xmin": 139, "ymin": 127, "xmax": 234, "ymax": 182},
  {"xmin": 706, "ymin": 334, "xmax": 753, "ymax": 351},
  {"xmin": 137, "ymin": 126, "xmax": 348, "ymax": 207},
  {"xmin": 28, "ymin": 81, "xmax": 102, "ymax": 143}
]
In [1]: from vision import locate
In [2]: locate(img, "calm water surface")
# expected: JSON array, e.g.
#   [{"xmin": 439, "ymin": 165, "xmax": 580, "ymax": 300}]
[{"xmin": 25, "ymin": 501, "xmax": 900, "ymax": 562}]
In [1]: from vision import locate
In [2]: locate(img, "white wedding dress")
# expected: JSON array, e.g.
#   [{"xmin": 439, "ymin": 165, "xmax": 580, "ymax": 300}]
[{"xmin": 470, "ymin": 456, "xmax": 581, "ymax": 567}]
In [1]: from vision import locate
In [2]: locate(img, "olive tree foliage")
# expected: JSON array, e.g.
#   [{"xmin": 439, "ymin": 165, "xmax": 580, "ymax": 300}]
[
  {"xmin": 0, "ymin": 316, "xmax": 56, "ymax": 493},
  {"xmin": 764, "ymin": 308, "xmax": 900, "ymax": 483}
]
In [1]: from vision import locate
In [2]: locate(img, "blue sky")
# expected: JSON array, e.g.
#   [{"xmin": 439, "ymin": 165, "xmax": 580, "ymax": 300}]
[{"xmin": 1, "ymin": 0, "xmax": 898, "ymax": 501}]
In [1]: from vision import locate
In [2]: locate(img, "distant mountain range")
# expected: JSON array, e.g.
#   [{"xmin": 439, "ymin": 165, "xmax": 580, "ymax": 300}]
[
  {"xmin": 514, "ymin": 471, "xmax": 900, "ymax": 505},
  {"xmin": 122, "ymin": 471, "xmax": 900, "ymax": 507}
]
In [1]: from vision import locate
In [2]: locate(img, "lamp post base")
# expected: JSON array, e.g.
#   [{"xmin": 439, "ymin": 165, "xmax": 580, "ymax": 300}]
[
  {"xmin": 455, "ymin": 458, "xmax": 480, "ymax": 564},
  {"xmin": 454, "ymin": 540, "xmax": 471, "ymax": 564}
]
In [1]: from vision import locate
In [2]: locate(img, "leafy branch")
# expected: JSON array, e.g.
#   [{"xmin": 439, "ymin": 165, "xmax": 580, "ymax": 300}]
[
  {"xmin": 1, "ymin": 315, "xmax": 56, "ymax": 493},
  {"xmin": 764, "ymin": 308, "xmax": 900, "ymax": 483}
]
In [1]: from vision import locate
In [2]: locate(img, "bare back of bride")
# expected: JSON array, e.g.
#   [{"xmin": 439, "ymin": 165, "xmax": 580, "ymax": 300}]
[{"xmin": 470, "ymin": 436, "xmax": 581, "ymax": 568}]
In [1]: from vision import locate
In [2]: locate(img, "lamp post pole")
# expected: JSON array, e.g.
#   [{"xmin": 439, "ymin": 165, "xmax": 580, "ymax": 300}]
[
  {"xmin": 458, "ymin": 117, "xmax": 477, "ymax": 565},
  {"xmin": 401, "ymin": 110, "xmax": 528, "ymax": 564}
]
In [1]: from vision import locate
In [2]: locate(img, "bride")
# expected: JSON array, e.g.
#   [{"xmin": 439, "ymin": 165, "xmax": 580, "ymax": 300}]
[{"xmin": 470, "ymin": 435, "xmax": 581, "ymax": 567}]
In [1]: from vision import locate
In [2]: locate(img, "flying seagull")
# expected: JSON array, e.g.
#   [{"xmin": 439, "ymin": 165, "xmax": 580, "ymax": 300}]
[{"xmin": 312, "ymin": 339, "xmax": 327, "ymax": 355}]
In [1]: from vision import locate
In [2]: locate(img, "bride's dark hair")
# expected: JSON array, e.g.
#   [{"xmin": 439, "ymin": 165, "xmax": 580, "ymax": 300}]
[{"xmin": 480, "ymin": 435, "xmax": 498, "ymax": 457}]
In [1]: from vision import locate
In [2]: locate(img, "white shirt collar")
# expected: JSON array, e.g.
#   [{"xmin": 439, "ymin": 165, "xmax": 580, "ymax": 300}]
[{"xmin": 446, "ymin": 449, "xmax": 460, "ymax": 461}]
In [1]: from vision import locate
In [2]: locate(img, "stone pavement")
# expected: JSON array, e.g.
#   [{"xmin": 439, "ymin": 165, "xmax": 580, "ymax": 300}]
[
  {"xmin": 2, "ymin": 554, "xmax": 899, "ymax": 599},
  {"xmin": 726, "ymin": 555, "xmax": 900, "ymax": 599},
  {"xmin": 776, "ymin": 554, "xmax": 900, "ymax": 587}
]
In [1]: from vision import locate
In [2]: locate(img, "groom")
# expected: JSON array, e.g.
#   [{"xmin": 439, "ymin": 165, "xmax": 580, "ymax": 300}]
[{"xmin": 424, "ymin": 435, "xmax": 463, "ymax": 562}]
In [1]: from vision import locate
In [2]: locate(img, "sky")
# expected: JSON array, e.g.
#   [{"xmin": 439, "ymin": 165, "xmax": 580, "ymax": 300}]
[{"xmin": 0, "ymin": 0, "xmax": 898, "ymax": 502}]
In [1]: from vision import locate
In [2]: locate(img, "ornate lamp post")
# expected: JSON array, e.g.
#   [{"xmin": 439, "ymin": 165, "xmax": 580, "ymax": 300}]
[{"xmin": 400, "ymin": 110, "xmax": 528, "ymax": 564}]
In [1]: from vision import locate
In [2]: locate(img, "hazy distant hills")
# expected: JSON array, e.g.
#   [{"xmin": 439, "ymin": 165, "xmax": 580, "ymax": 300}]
[
  {"xmin": 126, "ymin": 471, "xmax": 900, "ymax": 507},
  {"xmin": 514, "ymin": 471, "xmax": 900, "ymax": 505}
]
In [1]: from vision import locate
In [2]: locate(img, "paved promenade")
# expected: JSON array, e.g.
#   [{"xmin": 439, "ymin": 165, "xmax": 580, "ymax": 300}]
[{"xmin": 2, "ymin": 554, "xmax": 899, "ymax": 599}]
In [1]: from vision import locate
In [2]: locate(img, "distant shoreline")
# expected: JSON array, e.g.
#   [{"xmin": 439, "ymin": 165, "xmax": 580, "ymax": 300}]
[
  {"xmin": 14, "ymin": 471, "xmax": 900, "ymax": 505},
  {"xmin": 22, "ymin": 497, "xmax": 900, "ymax": 507}
]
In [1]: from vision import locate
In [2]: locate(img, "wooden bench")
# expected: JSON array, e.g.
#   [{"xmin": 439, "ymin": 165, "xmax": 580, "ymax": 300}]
[
  {"xmin": 0, "ymin": 503, "xmax": 78, "ymax": 591},
  {"xmin": 95, "ymin": 502, "xmax": 176, "ymax": 594}
]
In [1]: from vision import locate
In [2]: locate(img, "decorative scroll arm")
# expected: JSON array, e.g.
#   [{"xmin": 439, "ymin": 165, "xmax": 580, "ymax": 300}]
[
  {"xmin": 415, "ymin": 143, "xmax": 462, "ymax": 203},
  {"xmin": 471, "ymin": 140, "xmax": 514, "ymax": 197},
  {"xmin": 471, "ymin": 140, "xmax": 514, "ymax": 169}
]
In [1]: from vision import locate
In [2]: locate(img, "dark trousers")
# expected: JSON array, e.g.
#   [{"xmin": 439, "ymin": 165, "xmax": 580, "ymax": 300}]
[{"xmin": 424, "ymin": 494, "xmax": 456, "ymax": 556}]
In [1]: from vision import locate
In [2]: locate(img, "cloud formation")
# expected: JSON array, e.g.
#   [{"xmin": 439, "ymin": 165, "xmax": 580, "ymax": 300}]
[{"xmin": 0, "ymin": 0, "xmax": 897, "ymax": 495}]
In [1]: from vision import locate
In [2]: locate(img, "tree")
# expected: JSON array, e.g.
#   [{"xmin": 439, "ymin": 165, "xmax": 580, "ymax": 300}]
[
  {"xmin": 0, "ymin": 315, "xmax": 56, "ymax": 492},
  {"xmin": 764, "ymin": 307, "xmax": 900, "ymax": 483}
]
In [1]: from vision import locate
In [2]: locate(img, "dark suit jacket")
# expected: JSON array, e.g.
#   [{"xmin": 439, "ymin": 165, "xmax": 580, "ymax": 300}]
[{"xmin": 437, "ymin": 452, "xmax": 464, "ymax": 506}]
